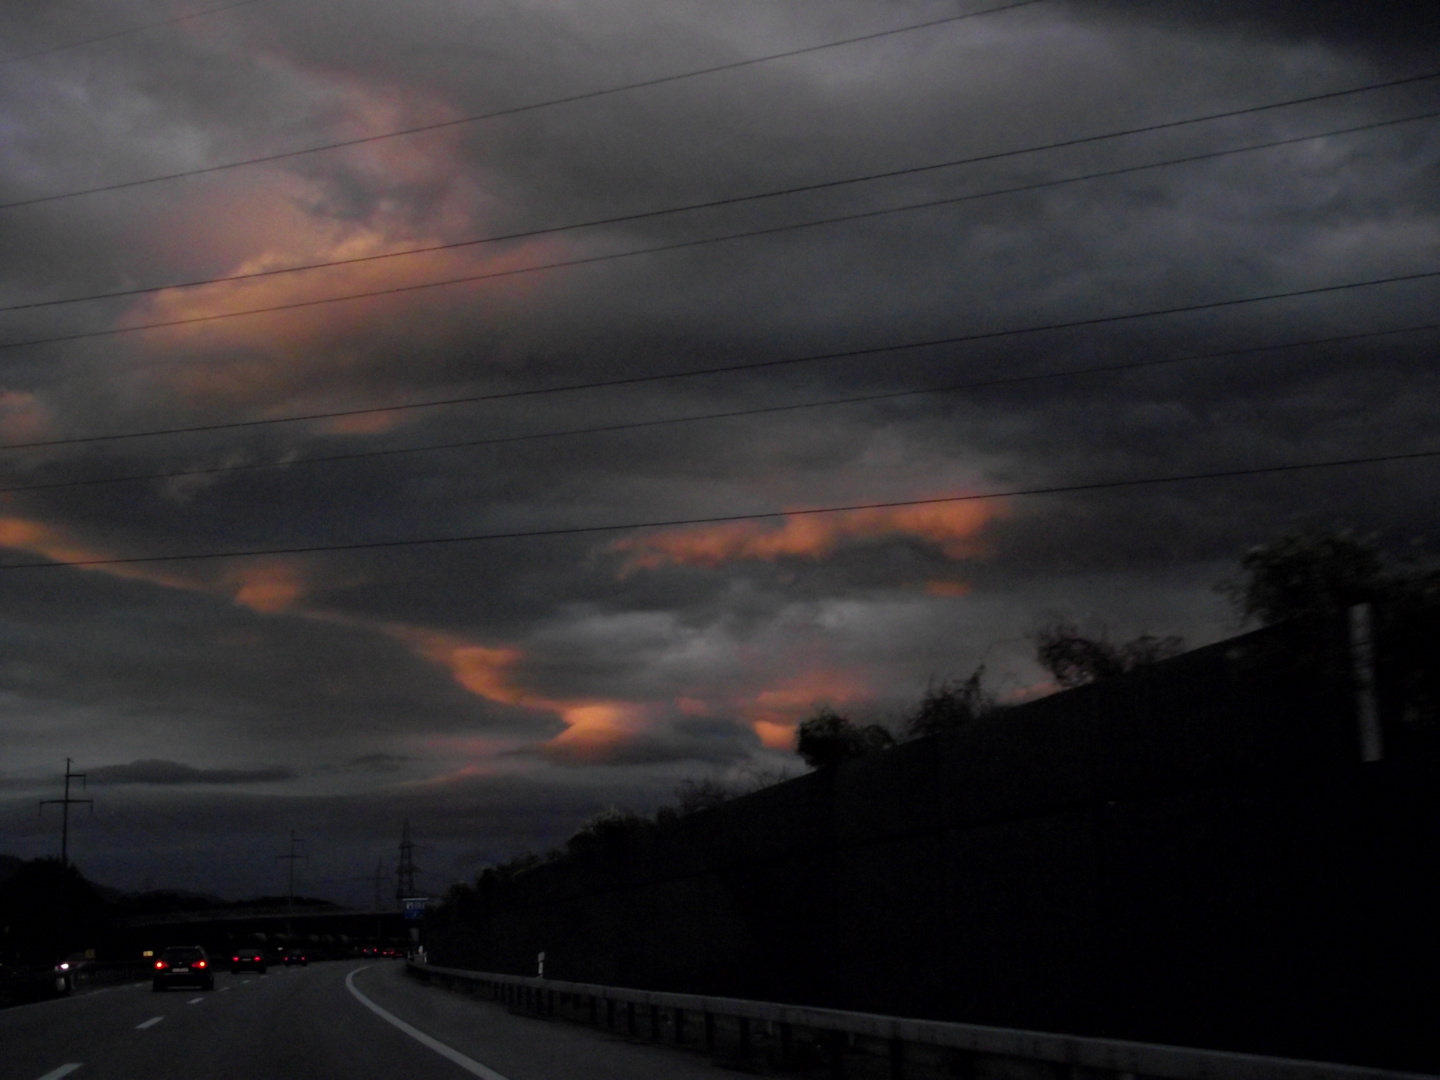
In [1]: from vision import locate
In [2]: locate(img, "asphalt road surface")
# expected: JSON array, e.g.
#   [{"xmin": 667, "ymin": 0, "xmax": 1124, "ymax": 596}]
[{"xmin": 0, "ymin": 961, "xmax": 730, "ymax": 1080}]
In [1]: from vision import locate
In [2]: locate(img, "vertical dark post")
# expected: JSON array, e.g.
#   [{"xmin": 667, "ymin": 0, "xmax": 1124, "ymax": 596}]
[
  {"xmin": 889, "ymin": 1037, "xmax": 904, "ymax": 1080},
  {"xmin": 829, "ymin": 1030, "xmax": 845, "ymax": 1079},
  {"xmin": 606, "ymin": 999, "xmax": 615, "ymax": 1028},
  {"xmin": 650, "ymin": 1003, "xmax": 661, "ymax": 1039},
  {"xmin": 589, "ymin": 995, "xmax": 598, "ymax": 1024},
  {"xmin": 1350, "ymin": 602, "xmax": 1384, "ymax": 762},
  {"xmin": 780, "ymin": 1022, "xmax": 794, "ymax": 1067},
  {"xmin": 548, "ymin": 989, "xmax": 555, "ymax": 1015},
  {"xmin": 704, "ymin": 1011, "xmax": 716, "ymax": 1052},
  {"xmin": 626, "ymin": 1001, "xmax": 637, "ymax": 1036},
  {"xmin": 738, "ymin": 1017, "xmax": 750, "ymax": 1058},
  {"xmin": 674, "ymin": 1007, "xmax": 686, "ymax": 1044},
  {"xmin": 40, "ymin": 759, "xmax": 91, "ymax": 965}
]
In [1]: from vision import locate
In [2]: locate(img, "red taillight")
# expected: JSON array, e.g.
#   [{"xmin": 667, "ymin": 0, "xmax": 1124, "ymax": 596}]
[
  {"xmin": 154, "ymin": 960, "xmax": 168, "ymax": 970},
  {"xmin": 194, "ymin": 960, "xmax": 207, "ymax": 969},
  {"xmin": 232, "ymin": 956, "xmax": 239, "ymax": 962}
]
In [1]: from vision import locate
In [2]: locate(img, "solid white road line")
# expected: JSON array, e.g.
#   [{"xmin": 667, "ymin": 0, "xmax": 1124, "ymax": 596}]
[
  {"xmin": 35, "ymin": 1066, "xmax": 82, "ymax": 1080},
  {"xmin": 345, "ymin": 967, "xmax": 510, "ymax": 1080},
  {"xmin": 136, "ymin": 1016, "xmax": 164, "ymax": 1030},
  {"xmin": 187, "ymin": 996, "xmax": 204, "ymax": 1004}
]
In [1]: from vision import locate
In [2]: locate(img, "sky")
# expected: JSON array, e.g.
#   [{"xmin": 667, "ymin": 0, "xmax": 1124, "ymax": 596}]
[{"xmin": 0, "ymin": 0, "xmax": 1437, "ymax": 905}]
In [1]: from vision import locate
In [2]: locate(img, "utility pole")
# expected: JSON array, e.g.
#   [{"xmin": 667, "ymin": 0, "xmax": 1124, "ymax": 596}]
[
  {"xmin": 275, "ymin": 831, "xmax": 308, "ymax": 936},
  {"xmin": 39, "ymin": 758, "xmax": 92, "ymax": 965},
  {"xmin": 395, "ymin": 821, "xmax": 418, "ymax": 903},
  {"xmin": 39, "ymin": 758, "xmax": 92, "ymax": 870}
]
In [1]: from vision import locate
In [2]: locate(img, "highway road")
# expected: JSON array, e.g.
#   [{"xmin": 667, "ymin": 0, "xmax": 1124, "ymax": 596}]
[{"xmin": 0, "ymin": 961, "xmax": 729, "ymax": 1080}]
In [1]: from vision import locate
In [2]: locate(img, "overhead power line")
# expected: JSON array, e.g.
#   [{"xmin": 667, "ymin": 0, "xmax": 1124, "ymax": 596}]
[
  {"xmin": 3, "ymin": 321, "xmax": 1437, "ymax": 496},
  {"xmin": 0, "ymin": 0, "xmax": 269, "ymax": 66},
  {"xmin": 0, "ymin": 0, "xmax": 1049, "ymax": 211},
  {"xmin": 3, "ymin": 110, "xmax": 1435, "ymax": 354},
  {"xmin": 3, "ymin": 267, "xmax": 1437, "ymax": 452},
  {"xmin": 1, "ymin": 448, "xmax": 1435, "ymax": 571},
  {"xmin": 5, "ymin": 70, "xmax": 1436, "ymax": 315}
]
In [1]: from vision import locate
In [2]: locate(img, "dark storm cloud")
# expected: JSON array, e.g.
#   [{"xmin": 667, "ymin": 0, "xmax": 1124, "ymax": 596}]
[
  {"xmin": 88, "ymin": 759, "xmax": 296, "ymax": 785},
  {"xmin": 3, "ymin": 0, "xmax": 1440, "ymax": 896},
  {"xmin": 1078, "ymin": 0, "xmax": 1440, "ymax": 58}
]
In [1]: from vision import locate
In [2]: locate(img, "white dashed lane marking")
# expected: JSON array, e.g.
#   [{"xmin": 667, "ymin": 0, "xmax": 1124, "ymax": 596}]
[
  {"xmin": 136, "ymin": 1016, "xmax": 164, "ymax": 1030},
  {"xmin": 35, "ymin": 1066, "xmax": 82, "ymax": 1080},
  {"xmin": 187, "ymin": 996, "xmax": 204, "ymax": 1004},
  {"xmin": 220, "ymin": 986, "xmax": 232, "ymax": 992}
]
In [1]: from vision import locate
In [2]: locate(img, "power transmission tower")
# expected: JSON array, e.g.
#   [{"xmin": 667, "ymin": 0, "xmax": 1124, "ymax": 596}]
[
  {"xmin": 275, "ymin": 831, "xmax": 308, "ymax": 934},
  {"xmin": 39, "ymin": 758, "xmax": 92, "ymax": 869},
  {"xmin": 395, "ymin": 821, "xmax": 419, "ymax": 901},
  {"xmin": 39, "ymin": 758, "xmax": 93, "ymax": 965}
]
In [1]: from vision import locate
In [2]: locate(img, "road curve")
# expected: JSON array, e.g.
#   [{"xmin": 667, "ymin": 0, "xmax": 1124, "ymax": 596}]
[{"xmin": 0, "ymin": 960, "xmax": 727, "ymax": 1080}]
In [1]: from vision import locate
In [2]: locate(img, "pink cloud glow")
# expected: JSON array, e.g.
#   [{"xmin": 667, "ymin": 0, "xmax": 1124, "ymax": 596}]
[{"xmin": 613, "ymin": 499, "xmax": 1002, "ymax": 573}]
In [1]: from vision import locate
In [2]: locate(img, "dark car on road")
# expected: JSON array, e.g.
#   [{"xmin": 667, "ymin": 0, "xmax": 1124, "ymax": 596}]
[
  {"xmin": 281, "ymin": 949, "xmax": 308, "ymax": 967},
  {"xmin": 152, "ymin": 945, "xmax": 214, "ymax": 992},
  {"xmin": 0, "ymin": 957, "xmax": 72, "ymax": 1005},
  {"xmin": 230, "ymin": 947, "xmax": 266, "ymax": 974}
]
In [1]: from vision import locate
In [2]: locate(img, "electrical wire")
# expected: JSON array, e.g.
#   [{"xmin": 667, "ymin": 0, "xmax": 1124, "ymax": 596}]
[
  {"xmin": 0, "ymin": 0, "xmax": 1049, "ymax": 211},
  {"xmin": 0, "ymin": 0, "xmax": 269, "ymax": 65},
  {"xmin": 1, "ymin": 447, "xmax": 1435, "ymax": 571},
  {"xmin": 3, "ymin": 320, "xmax": 1437, "ymax": 495},
  {"xmin": 5, "ymin": 70, "xmax": 1436, "ymax": 315},
  {"xmin": 3, "ymin": 110, "xmax": 1436, "ymax": 354},
  {"xmin": 3, "ymin": 266, "xmax": 1437, "ymax": 452}
]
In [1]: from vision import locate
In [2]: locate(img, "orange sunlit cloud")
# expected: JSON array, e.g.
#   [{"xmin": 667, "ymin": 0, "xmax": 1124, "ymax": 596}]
[
  {"xmin": 752, "ymin": 720, "xmax": 796, "ymax": 750},
  {"xmin": 737, "ymin": 666, "xmax": 872, "ymax": 749},
  {"xmin": 386, "ymin": 626, "xmax": 528, "ymax": 704},
  {"xmin": 109, "ymin": 68, "xmax": 568, "ymax": 417},
  {"xmin": 0, "ymin": 517, "xmax": 316, "ymax": 618},
  {"xmin": 129, "ymin": 222, "xmax": 563, "ymax": 385},
  {"xmin": 224, "ymin": 560, "xmax": 307, "ymax": 614},
  {"xmin": 0, "ymin": 516, "xmax": 192, "ymax": 592},
  {"xmin": 545, "ymin": 702, "xmax": 656, "ymax": 760},
  {"xmin": 613, "ymin": 499, "xmax": 1002, "ymax": 573}
]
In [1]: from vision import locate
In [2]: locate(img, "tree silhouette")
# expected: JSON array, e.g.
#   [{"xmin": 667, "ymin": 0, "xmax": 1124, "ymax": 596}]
[
  {"xmin": 795, "ymin": 707, "xmax": 894, "ymax": 769},
  {"xmin": 1034, "ymin": 623, "xmax": 1183, "ymax": 689}
]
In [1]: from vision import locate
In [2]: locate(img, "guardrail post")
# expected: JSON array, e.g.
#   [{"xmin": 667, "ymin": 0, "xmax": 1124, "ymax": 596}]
[
  {"xmin": 548, "ymin": 989, "xmax": 555, "ymax": 1015},
  {"xmin": 739, "ymin": 1016, "xmax": 751, "ymax": 1059},
  {"xmin": 589, "ymin": 995, "xmax": 597, "ymax": 1024},
  {"xmin": 626, "ymin": 1001, "xmax": 637, "ymax": 1037},
  {"xmin": 889, "ymin": 1037, "xmax": 903, "ymax": 1080},
  {"xmin": 650, "ymin": 1003, "xmax": 661, "ymax": 1039},
  {"xmin": 704, "ymin": 1011, "xmax": 716, "ymax": 1053},
  {"xmin": 673, "ymin": 1007, "xmax": 686, "ymax": 1044},
  {"xmin": 780, "ymin": 1021, "xmax": 794, "ymax": 1067},
  {"xmin": 606, "ymin": 998, "xmax": 615, "ymax": 1028},
  {"xmin": 829, "ymin": 1029, "xmax": 845, "ymax": 1079}
]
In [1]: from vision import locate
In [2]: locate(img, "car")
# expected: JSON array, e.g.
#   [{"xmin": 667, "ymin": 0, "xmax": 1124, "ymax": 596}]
[
  {"xmin": 152, "ymin": 946, "xmax": 214, "ymax": 992},
  {"xmin": 230, "ymin": 947, "xmax": 267, "ymax": 974},
  {"xmin": 281, "ymin": 949, "xmax": 307, "ymax": 967},
  {"xmin": 0, "ymin": 958, "xmax": 72, "ymax": 1005}
]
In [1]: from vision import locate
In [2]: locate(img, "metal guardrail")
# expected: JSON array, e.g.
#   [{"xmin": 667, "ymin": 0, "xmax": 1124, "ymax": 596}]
[{"xmin": 406, "ymin": 960, "xmax": 1435, "ymax": 1080}]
